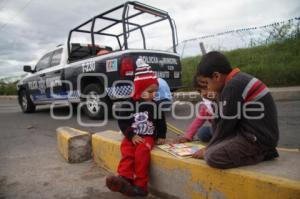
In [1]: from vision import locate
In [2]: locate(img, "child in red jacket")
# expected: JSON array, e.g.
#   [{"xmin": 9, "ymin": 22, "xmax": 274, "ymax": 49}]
[{"xmin": 106, "ymin": 59, "xmax": 166, "ymax": 197}]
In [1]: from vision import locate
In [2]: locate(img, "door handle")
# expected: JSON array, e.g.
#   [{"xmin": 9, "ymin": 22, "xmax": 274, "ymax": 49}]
[
  {"xmin": 40, "ymin": 74, "xmax": 46, "ymax": 77},
  {"xmin": 54, "ymin": 70, "xmax": 61, "ymax": 74}
]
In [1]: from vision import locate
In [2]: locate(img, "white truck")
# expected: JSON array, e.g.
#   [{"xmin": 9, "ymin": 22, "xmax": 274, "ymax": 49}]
[{"xmin": 17, "ymin": 1, "xmax": 182, "ymax": 119}]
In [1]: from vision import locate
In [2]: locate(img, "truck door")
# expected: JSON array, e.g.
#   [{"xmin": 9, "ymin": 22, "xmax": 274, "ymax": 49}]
[
  {"xmin": 45, "ymin": 48, "xmax": 66, "ymax": 101},
  {"xmin": 28, "ymin": 52, "xmax": 52, "ymax": 102}
]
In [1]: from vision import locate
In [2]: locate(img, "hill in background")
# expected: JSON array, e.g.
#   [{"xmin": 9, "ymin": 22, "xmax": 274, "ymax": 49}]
[{"xmin": 181, "ymin": 34, "xmax": 300, "ymax": 90}]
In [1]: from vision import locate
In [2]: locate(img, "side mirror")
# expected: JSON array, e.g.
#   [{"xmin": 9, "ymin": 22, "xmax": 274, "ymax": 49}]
[{"xmin": 23, "ymin": 65, "xmax": 34, "ymax": 73}]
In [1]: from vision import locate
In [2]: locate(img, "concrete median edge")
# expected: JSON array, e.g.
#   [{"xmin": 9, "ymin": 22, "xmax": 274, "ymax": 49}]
[
  {"xmin": 92, "ymin": 130, "xmax": 300, "ymax": 199},
  {"xmin": 1, "ymin": 86, "xmax": 299, "ymax": 102},
  {"xmin": 173, "ymin": 86, "xmax": 300, "ymax": 102}
]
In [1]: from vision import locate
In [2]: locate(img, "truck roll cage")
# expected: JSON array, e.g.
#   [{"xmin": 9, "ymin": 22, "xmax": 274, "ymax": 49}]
[{"xmin": 67, "ymin": 1, "xmax": 178, "ymax": 61}]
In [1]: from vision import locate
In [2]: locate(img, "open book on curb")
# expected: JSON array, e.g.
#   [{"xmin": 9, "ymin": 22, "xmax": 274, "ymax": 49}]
[{"xmin": 157, "ymin": 143, "xmax": 205, "ymax": 159}]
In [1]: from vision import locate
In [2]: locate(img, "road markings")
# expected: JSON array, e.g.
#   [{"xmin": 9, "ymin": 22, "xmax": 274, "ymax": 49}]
[{"xmin": 167, "ymin": 122, "xmax": 184, "ymax": 135}]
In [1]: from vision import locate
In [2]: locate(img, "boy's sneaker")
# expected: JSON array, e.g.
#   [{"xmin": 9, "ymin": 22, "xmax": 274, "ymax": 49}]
[
  {"xmin": 105, "ymin": 175, "xmax": 133, "ymax": 196},
  {"xmin": 264, "ymin": 148, "xmax": 279, "ymax": 161},
  {"xmin": 129, "ymin": 186, "xmax": 148, "ymax": 197}
]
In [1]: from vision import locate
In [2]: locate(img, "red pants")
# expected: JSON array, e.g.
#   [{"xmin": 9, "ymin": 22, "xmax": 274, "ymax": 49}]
[{"xmin": 117, "ymin": 136, "xmax": 154, "ymax": 191}]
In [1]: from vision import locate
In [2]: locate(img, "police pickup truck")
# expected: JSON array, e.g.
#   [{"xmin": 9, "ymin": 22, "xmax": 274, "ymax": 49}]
[{"xmin": 17, "ymin": 1, "xmax": 182, "ymax": 119}]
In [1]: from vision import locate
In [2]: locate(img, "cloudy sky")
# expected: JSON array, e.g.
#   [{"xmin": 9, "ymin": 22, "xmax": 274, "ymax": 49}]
[{"xmin": 0, "ymin": 0, "xmax": 299, "ymax": 78}]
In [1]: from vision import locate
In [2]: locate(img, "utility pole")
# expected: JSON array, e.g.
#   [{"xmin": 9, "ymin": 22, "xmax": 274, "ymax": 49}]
[{"xmin": 199, "ymin": 42, "xmax": 206, "ymax": 55}]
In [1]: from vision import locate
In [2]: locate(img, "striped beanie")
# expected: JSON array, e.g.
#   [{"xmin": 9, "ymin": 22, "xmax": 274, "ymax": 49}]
[{"xmin": 131, "ymin": 58, "xmax": 158, "ymax": 101}]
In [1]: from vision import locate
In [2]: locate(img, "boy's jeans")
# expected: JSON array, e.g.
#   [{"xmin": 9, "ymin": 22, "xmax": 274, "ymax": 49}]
[{"xmin": 197, "ymin": 126, "xmax": 213, "ymax": 142}]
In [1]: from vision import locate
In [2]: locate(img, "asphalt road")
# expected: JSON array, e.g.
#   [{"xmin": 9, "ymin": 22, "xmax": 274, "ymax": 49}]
[
  {"xmin": 0, "ymin": 98, "xmax": 299, "ymax": 198},
  {"xmin": 0, "ymin": 99, "xmax": 162, "ymax": 199}
]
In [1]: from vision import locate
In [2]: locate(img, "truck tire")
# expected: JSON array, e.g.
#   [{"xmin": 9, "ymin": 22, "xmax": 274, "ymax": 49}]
[
  {"xmin": 19, "ymin": 89, "xmax": 36, "ymax": 113},
  {"xmin": 82, "ymin": 84, "xmax": 111, "ymax": 120}
]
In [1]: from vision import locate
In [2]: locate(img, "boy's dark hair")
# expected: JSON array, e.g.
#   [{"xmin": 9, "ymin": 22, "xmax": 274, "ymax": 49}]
[{"xmin": 197, "ymin": 51, "xmax": 232, "ymax": 77}]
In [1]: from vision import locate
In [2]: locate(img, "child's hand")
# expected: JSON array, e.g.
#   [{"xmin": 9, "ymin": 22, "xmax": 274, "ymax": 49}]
[
  {"xmin": 174, "ymin": 136, "xmax": 190, "ymax": 143},
  {"xmin": 155, "ymin": 138, "xmax": 165, "ymax": 145},
  {"xmin": 192, "ymin": 147, "xmax": 206, "ymax": 159},
  {"xmin": 132, "ymin": 135, "xmax": 144, "ymax": 145}
]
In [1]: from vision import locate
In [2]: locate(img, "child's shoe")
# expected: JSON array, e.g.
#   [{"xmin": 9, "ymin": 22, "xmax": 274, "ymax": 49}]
[
  {"xmin": 130, "ymin": 186, "xmax": 148, "ymax": 197},
  {"xmin": 105, "ymin": 175, "xmax": 133, "ymax": 196}
]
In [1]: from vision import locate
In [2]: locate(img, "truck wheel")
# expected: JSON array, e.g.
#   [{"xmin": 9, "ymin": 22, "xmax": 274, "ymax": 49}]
[
  {"xmin": 82, "ymin": 84, "xmax": 111, "ymax": 120},
  {"xmin": 19, "ymin": 90, "xmax": 36, "ymax": 113}
]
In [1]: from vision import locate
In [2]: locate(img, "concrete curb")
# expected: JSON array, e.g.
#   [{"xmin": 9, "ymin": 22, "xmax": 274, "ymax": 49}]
[
  {"xmin": 173, "ymin": 86, "xmax": 300, "ymax": 102},
  {"xmin": 1, "ymin": 86, "xmax": 299, "ymax": 101},
  {"xmin": 57, "ymin": 127, "xmax": 92, "ymax": 163},
  {"xmin": 92, "ymin": 130, "xmax": 300, "ymax": 199},
  {"xmin": 0, "ymin": 95, "xmax": 17, "ymax": 100}
]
